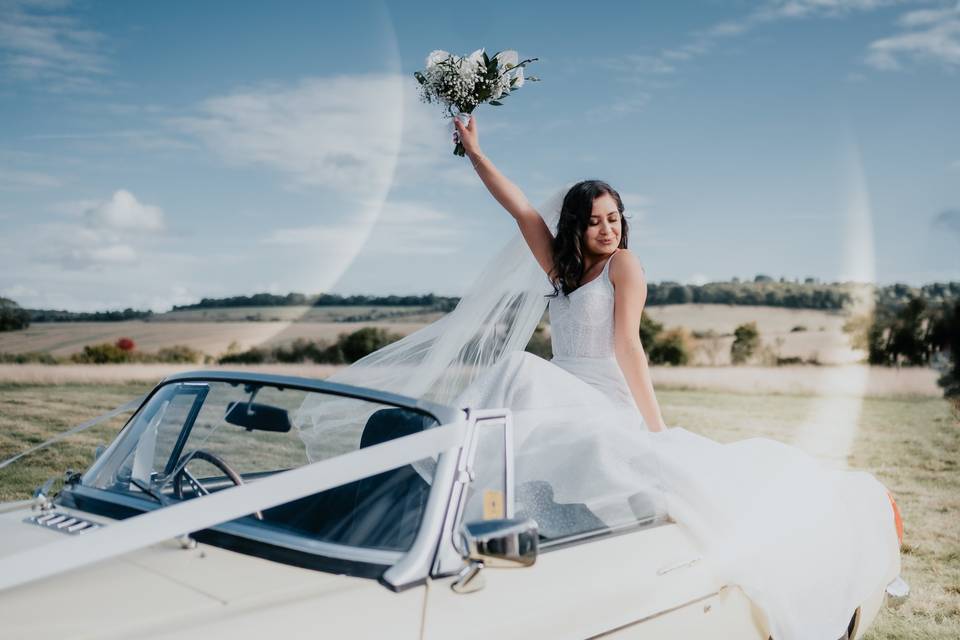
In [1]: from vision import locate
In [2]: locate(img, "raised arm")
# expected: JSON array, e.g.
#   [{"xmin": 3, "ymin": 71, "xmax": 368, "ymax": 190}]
[
  {"xmin": 455, "ymin": 116, "xmax": 554, "ymax": 275},
  {"xmin": 609, "ymin": 249, "xmax": 667, "ymax": 432}
]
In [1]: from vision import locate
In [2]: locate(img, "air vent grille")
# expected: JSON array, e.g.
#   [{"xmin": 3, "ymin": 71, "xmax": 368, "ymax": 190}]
[{"xmin": 24, "ymin": 511, "xmax": 102, "ymax": 535}]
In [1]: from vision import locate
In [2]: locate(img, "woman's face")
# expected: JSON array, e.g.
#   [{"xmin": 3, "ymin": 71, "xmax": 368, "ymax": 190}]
[{"xmin": 582, "ymin": 193, "xmax": 622, "ymax": 257}]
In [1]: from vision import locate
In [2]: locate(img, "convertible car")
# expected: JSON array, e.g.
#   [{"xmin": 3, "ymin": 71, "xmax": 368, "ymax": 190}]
[{"xmin": 0, "ymin": 371, "xmax": 906, "ymax": 639}]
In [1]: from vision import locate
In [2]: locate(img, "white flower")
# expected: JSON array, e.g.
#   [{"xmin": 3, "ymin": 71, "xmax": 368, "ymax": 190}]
[
  {"xmin": 511, "ymin": 66, "xmax": 524, "ymax": 88},
  {"xmin": 467, "ymin": 48, "xmax": 485, "ymax": 69},
  {"xmin": 496, "ymin": 50, "xmax": 518, "ymax": 70},
  {"xmin": 426, "ymin": 49, "xmax": 449, "ymax": 68}
]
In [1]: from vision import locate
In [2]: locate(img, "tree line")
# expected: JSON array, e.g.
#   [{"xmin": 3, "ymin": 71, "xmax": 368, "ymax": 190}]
[{"xmin": 172, "ymin": 292, "xmax": 459, "ymax": 311}]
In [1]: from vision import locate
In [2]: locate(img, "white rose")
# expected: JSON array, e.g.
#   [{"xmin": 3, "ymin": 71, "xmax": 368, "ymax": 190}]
[
  {"xmin": 426, "ymin": 49, "xmax": 449, "ymax": 68},
  {"xmin": 467, "ymin": 48, "xmax": 485, "ymax": 70},
  {"xmin": 496, "ymin": 50, "xmax": 518, "ymax": 70}
]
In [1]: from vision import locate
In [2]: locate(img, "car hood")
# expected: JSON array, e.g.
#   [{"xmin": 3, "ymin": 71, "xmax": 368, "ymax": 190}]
[{"xmin": 0, "ymin": 502, "xmax": 391, "ymax": 640}]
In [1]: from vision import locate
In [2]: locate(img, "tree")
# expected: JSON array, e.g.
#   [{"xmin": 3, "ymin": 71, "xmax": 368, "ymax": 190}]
[
  {"xmin": 0, "ymin": 297, "xmax": 30, "ymax": 332},
  {"xmin": 731, "ymin": 322, "xmax": 760, "ymax": 365}
]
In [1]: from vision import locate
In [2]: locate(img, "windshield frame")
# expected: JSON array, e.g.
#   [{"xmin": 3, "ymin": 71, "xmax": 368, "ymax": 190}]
[{"xmin": 63, "ymin": 370, "xmax": 464, "ymax": 582}]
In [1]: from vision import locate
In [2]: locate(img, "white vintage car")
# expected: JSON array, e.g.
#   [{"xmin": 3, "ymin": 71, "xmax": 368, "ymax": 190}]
[{"xmin": 0, "ymin": 371, "xmax": 906, "ymax": 639}]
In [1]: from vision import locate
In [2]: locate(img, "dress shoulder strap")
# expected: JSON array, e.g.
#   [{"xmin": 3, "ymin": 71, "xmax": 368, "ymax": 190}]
[{"xmin": 601, "ymin": 248, "xmax": 621, "ymax": 280}]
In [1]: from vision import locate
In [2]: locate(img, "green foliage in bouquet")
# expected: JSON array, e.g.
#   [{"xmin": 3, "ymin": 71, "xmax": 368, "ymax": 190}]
[{"xmin": 414, "ymin": 48, "xmax": 539, "ymax": 156}]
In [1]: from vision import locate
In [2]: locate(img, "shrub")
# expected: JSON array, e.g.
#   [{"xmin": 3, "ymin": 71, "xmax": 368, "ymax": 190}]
[
  {"xmin": 338, "ymin": 327, "xmax": 402, "ymax": 363},
  {"xmin": 649, "ymin": 328, "xmax": 693, "ymax": 366},
  {"xmin": 214, "ymin": 328, "xmax": 396, "ymax": 365},
  {"xmin": 219, "ymin": 347, "xmax": 268, "ymax": 364},
  {"xmin": 71, "ymin": 342, "xmax": 132, "ymax": 364},
  {"xmin": 0, "ymin": 351, "xmax": 57, "ymax": 364},
  {"xmin": 155, "ymin": 345, "xmax": 203, "ymax": 363},
  {"xmin": 639, "ymin": 312, "xmax": 663, "ymax": 347},
  {"xmin": 790, "ymin": 325, "xmax": 807, "ymax": 333},
  {"xmin": 730, "ymin": 322, "xmax": 760, "ymax": 365}
]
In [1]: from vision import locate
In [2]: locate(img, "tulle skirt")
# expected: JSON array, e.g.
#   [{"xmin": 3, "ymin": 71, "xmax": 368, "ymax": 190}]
[{"xmin": 455, "ymin": 351, "xmax": 901, "ymax": 640}]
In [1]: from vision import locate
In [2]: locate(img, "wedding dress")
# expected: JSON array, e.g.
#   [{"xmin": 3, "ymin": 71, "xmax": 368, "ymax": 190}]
[
  {"xmin": 298, "ymin": 188, "xmax": 900, "ymax": 640},
  {"xmin": 453, "ymin": 251, "xmax": 901, "ymax": 640}
]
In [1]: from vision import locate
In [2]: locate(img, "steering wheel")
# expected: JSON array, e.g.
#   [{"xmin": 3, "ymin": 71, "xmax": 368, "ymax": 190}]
[{"xmin": 172, "ymin": 449, "xmax": 263, "ymax": 520}]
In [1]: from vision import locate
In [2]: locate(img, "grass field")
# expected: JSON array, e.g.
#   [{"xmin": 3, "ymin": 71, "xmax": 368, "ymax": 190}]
[{"xmin": 0, "ymin": 381, "xmax": 956, "ymax": 638}]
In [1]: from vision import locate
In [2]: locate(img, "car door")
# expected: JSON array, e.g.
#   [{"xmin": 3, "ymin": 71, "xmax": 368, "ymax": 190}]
[{"xmin": 421, "ymin": 413, "xmax": 767, "ymax": 639}]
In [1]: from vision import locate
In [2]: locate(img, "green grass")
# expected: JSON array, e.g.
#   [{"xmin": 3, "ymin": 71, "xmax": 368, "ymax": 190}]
[{"xmin": 1, "ymin": 382, "xmax": 957, "ymax": 638}]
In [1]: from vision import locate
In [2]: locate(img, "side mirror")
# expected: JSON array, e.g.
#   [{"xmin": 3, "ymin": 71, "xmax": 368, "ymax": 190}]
[{"xmin": 452, "ymin": 518, "xmax": 538, "ymax": 594}]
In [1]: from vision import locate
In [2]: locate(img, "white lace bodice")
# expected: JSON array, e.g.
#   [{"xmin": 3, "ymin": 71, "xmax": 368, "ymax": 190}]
[{"xmin": 548, "ymin": 252, "xmax": 617, "ymax": 359}]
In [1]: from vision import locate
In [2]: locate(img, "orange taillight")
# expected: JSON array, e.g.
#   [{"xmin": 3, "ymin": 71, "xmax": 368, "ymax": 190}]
[{"xmin": 887, "ymin": 491, "xmax": 904, "ymax": 546}]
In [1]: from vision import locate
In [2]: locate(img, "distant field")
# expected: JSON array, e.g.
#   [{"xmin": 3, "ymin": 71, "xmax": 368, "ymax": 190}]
[
  {"xmin": 0, "ymin": 319, "xmax": 433, "ymax": 358},
  {"xmin": 2, "ymin": 303, "xmax": 859, "ymax": 364},
  {"xmin": 645, "ymin": 304, "xmax": 860, "ymax": 365}
]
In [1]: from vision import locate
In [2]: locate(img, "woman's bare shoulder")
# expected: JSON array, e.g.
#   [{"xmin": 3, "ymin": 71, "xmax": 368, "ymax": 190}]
[{"xmin": 609, "ymin": 248, "xmax": 646, "ymax": 284}]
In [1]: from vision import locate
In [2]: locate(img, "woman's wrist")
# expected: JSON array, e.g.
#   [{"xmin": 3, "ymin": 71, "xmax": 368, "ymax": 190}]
[{"xmin": 466, "ymin": 149, "xmax": 485, "ymax": 167}]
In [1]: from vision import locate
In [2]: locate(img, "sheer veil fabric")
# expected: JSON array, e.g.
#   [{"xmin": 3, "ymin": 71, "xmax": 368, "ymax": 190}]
[{"xmin": 294, "ymin": 188, "xmax": 900, "ymax": 640}]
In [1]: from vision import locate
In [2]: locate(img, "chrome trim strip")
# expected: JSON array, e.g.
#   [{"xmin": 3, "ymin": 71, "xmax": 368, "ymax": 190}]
[
  {"xmin": 585, "ymin": 591, "xmax": 721, "ymax": 639},
  {"xmin": 382, "ymin": 411, "xmax": 468, "ymax": 589},
  {"xmin": 656, "ymin": 555, "xmax": 702, "ymax": 576},
  {"xmin": 433, "ymin": 410, "xmax": 483, "ymax": 576},
  {"xmin": 539, "ymin": 516, "xmax": 670, "ymax": 552}
]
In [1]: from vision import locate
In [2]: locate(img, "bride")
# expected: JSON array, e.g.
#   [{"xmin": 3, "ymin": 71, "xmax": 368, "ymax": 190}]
[
  {"xmin": 302, "ymin": 114, "xmax": 901, "ymax": 639},
  {"xmin": 442, "ymin": 115, "xmax": 902, "ymax": 640}
]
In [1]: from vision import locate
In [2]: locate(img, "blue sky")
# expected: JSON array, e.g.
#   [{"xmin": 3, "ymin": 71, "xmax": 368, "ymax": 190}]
[{"xmin": 0, "ymin": 0, "xmax": 957, "ymax": 311}]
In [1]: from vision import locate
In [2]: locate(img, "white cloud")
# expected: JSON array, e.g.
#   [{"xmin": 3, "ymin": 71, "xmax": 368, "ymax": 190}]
[
  {"xmin": 63, "ymin": 242, "xmax": 138, "ymax": 268},
  {"xmin": 174, "ymin": 75, "xmax": 407, "ymax": 193},
  {"xmin": 599, "ymin": 55, "xmax": 676, "ymax": 75},
  {"xmin": 265, "ymin": 200, "xmax": 461, "ymax": 257},
  {"xmin": 0, "ymin": 0, "xmax": 108, "ymax": 90},
  {"xmin": 0, "ymin": 168, "xmax": 61, "ymax": 189},
  {"xmin": 84, "ymin": 189, "xmax": 165, "ymax": 231},
  {"xmin": 174, "ymin": 73, "xmax": 462, "ymax": 194},
  {"xmin": 0, "ymin": 283, "xmax": 38, "ymax": 301},
  {"xmin": 598, "ymin": 0, "xmax": 908, "ymax": 93},
  {"xmin": 866, "ymin": 3, "xmax": 960, "ymax": 70},
  {"xmin": 585, "ymin": 94, "xmax": 651, "ymax": 122}
]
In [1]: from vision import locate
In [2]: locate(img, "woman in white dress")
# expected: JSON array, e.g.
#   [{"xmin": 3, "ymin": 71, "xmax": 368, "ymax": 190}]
[{"xmin": 448, "ymin": 115, "xmax": 902, "ymax": 640}]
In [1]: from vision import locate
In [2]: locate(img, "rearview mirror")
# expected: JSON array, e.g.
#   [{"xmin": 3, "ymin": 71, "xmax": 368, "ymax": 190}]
[{"xmin": 224, "ymin": 401, "xmax": 292, "ymax": 433}]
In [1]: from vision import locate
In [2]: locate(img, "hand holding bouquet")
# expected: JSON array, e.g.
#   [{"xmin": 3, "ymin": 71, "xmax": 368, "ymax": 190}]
[{"xmin": 414, "ymin": 48, "xmax": 538, "ymax": 156}]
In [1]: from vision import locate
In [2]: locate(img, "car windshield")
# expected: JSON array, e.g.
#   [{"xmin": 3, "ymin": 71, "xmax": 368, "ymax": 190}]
[{"xmin": 79, "ymin": 378, "xmax": 442, "ymax": 558}]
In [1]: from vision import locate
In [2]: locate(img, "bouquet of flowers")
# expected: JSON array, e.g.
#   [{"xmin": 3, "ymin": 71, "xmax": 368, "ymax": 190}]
[{"xmin": 414, "ymin": 48, "xmax": 538, "ymax": 156}]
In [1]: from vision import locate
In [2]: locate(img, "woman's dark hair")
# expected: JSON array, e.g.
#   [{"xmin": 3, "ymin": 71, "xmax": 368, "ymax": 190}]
[{"xmin": 550, "ymin": 180, "xmax": 629, "ymax": 296}]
